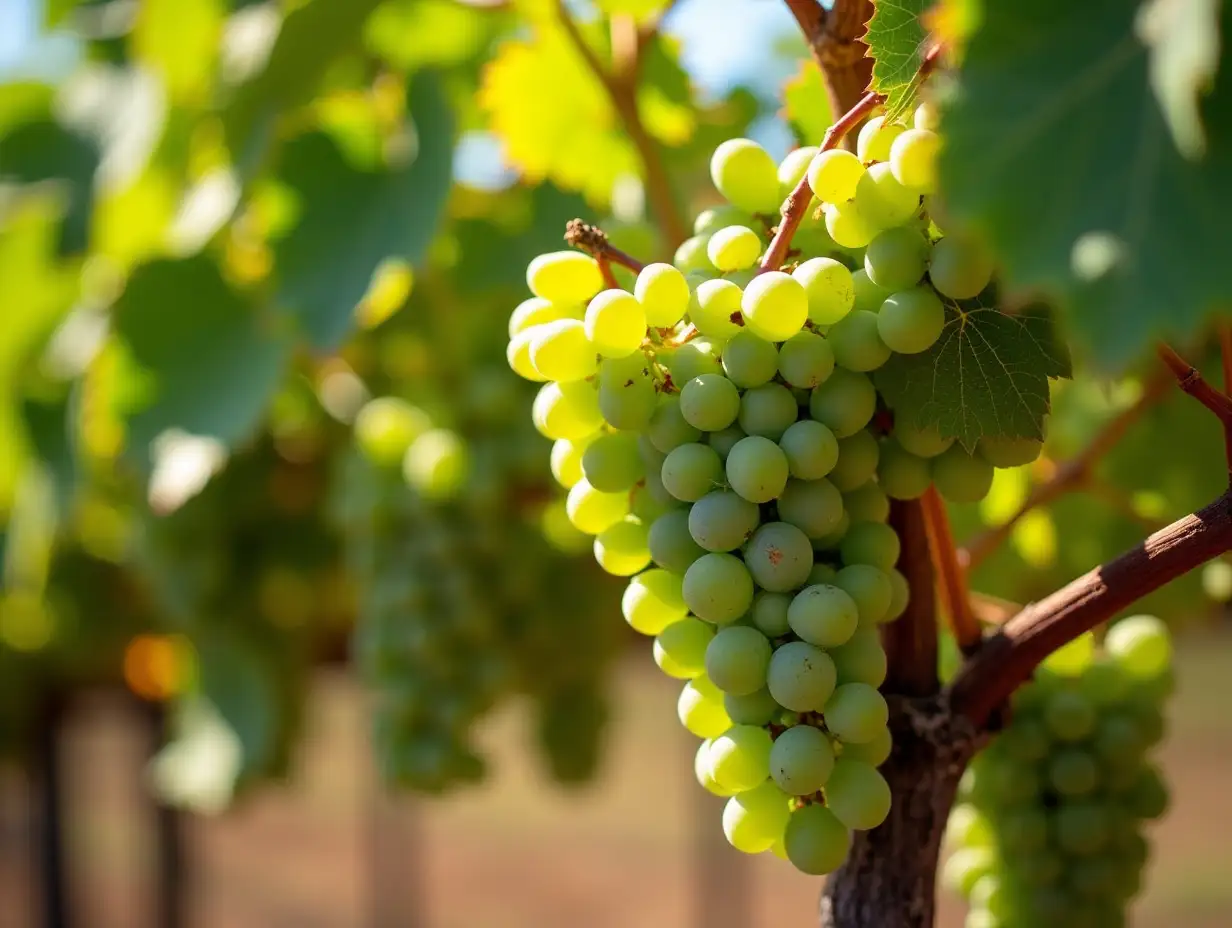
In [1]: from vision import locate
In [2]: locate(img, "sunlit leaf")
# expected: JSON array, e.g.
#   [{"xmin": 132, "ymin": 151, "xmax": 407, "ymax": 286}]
[
  {"xmin": 782, "ymin": 60, "xmax": 832, "ymax": 144},
  {"xmin": 865, "ymin": 0, "xmax": 929, "ymax": 119},
  {"xmin": 132, "ymin": 0, "xmax": 225, "ymax": 106}
]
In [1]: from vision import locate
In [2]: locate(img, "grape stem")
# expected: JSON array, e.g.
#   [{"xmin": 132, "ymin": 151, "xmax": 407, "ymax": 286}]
[
  {"xmin": 920, "ymin": 486, "xmax": 979, "ymax": 655},
  {"xmin": 564, "ymin": 219, "xmax": 646, "ymax": 274},
  {"xmin": 1158, "ymin": 341, "xmax": 1232, "ymax": 476}
]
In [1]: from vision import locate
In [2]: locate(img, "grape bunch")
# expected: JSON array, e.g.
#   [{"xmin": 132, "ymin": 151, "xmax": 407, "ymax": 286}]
[{"xmin": 943, "ymin": 617, "xmax": 1174, "ymax": 928}]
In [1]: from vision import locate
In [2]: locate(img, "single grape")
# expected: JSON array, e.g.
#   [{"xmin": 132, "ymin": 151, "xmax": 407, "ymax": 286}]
[
  {"xmin": 771, "ymin": 724, "xmax": 836, "ymax": 795},
  {"xmin": 566, "ymin": 478, "xmax": 630, "ymax": 534},
  {"xmin": 842, "ymin": 724, "xmax": 891, "ymax": 766},
  {"xmin": 636, "ymin": 262, "xmax": 691, "ymax": 327},
  {"xmin": 824, "ymin": 200, "xmax": 878, "ymax": 249},
  {"xmin": 726, "ymin": 435, "xmax": 790, "ymax": 503},
  {"xmin": 833, "ymin": 564, "xmax": 892, "ymax": 625},
  {"xmin": 710, "ymin": 138, "xmax": 782, "ymax": 214},
  {"xmin": 913, "ymin": 100, "xmax": 939, "ymax": 131},
  {"xmin": 767, "ymin": 641, "xmax": 837, "ymax": 711},
  {"xmin": 889, "ymin": 128, "xmax": 939, "ymax": 193},
  {"xmin": 884, "ymin": 568, "xmax": 910, "ymax": 622},
  {"xmin": 594, "ymin": 516, "xmax": 651, "ymax": 575},
  {"xmin": 741, "ymin": 271, "xmax": 809, "ymax": 342},
  {"xmin": 706, "ymin": 625, "xmax": 773, "ymax": 695},
  {"xmin": 532, "ymin": 380, "xmax": 603, "ymax": 441},
  {"xmin": 851, "ymin": 268, "xmax": 891, "ymax": 313},
  {"xmin": 529, "ymin": 319, "xmax": 598, "ymax": 382},
  {"xmin": 784, "ymin": 804, "xmax": 851, "ymax": 875},
  {"xmin": 647, "ymin": 508, "xmax": 705, "ymax": 573},
  {"xmin": 691, "ymin": 279, "xmax": 744, "ymax": 339},
  {"xmin": 929, "ymin": 235, "xmax": 994, "ymax": 300},
  {"xmin": 829, "ymin": 429, "xmax": 880, "ymax": 492},
  {"xmin": 893, "ymin": 417, "xmax": 953, "ymax": 457},
  {"xmin": 707, "ymin": 425, "xmax": 747, "ymax": 460},
  {"xmin": 722, "ymin": 780, "xmax": 792, "ymax": 854},
  {"xmin": 827, "ymin": 310, "xmax": 892, "ymax": 372},
  {"xmin": 809, "ymin": 368, "xmax": 876, "ymax": 438},
  {"xmin": 856, "ymin": 115, "xmax": 906, "ymax": 163},
  {"xmin": 807, "ymin": 148, "xmax": 865, "ymax": 203},
  {"xmin": 694, "ymin": 740, "xmax": 733, "ymax": 796},
  {"xmin": 788, "ymin": 584, "xmax": 859, "ymax": 648},
  {"xmin": 622, "ymin": 569, "xmax": 687, "ymax": 635},
  {"xmin": 1124, "ymin": 764, "xmax": 1169, "ymax": 819},
  {"xmin": 509, "ymin": 296, "xmax": 578, "ymax": 336},
  {"xmin": 653, "ymin": 617, "xmax": 715, "ymax": 679},
  {"xmin": 709, "ymin": 724, "xmax": 775, "ymax": 791},
  {"xmin": 810, "ymin": 511, "xmax": 850, "ymax": 551},
  {"xmin": 977, "ymin": 436, "xmax": 1044, "ymax": 468},
  {"xmin": 674, "ymin": 234, "xmax": 716, "ymax": 275},
  {"xmin": 738, "ymin": 382, "xmax": 798, "ymax": 440},
  {"xmin": 808, "ymin": 563, "xmax": 838, "ymax": 586},
  {"xmin": 707, "ymin": 225, "xmax": 763, "ymax": 272},
  {"xmin": 778, "ymin": 477, "xmax": 845, "ymax": 539},
  {"xmin": 778, "ymin": 420, "xmax": 839, "ymax": 480},
  {"xmin": 1047, "ymin": 747, "xmax": 1100, "ymax": 797},
  {"xmin": 648, "ymin": 395, "xmax": 703, "ymax": 453},
  {"xmin": 777, "ymin": 331, "xmax": 835, "ymax": 389},
  {"xmin": 678, "ymin": 674, "xmax": 733, "ymax": 738},
  {"xmin": 1105, "ymin": 615, "xmax": 1172, "ymax": 678},
  {"xmin": 1052, "ymin": 801, "xmax": 1110, "ymax": 856},
  {"xmin": 527, "ymin": 251, "xmax": 603, "ymax": 303},
  {"xmin": 725, "ymin": 687, "xmax": 780, "ymax": 726},
  {"xmin": 750, "ymin": 591, "xmax": 792, "ymax": 637},
  {"xmin": 679, "ymin": 373, "xmax": 740, "ymax": 432},
  {"xmin": 661, "ymin": 442, "xmax": 724, "ymax": 502},
  {"xmin": 745, "ymin": 521, "xmax": 815, "ymax": 592},
  {"xmin": 598, "ymin": 354, "xmax": 657, "ymax": 429},
  {"xmin": 585, "ymin": 289, "xmax": 647, "ymax": 358},
  {"xmin": 877, "ymin": 438, "xmax": 932, "ymax": 499},
  {"xmin": 793, "ymin": 257, "xmax": 854, "ymax": 326},
  {"xmin": 1044, "ymin": 688, "xmax": 1097, "ymax": 742},
  {"xmin": 864, "ymin": 226, "xmax": 929, "ymax": 292},
  {"xmin": 695, "ymin": 205, "xmax": 754, "ymax": 236},
  {"xmin": 829, "ymin": 624, "xmax": 887, "ymax": 687},
  {"xmin": 843, "ymin": 480, "xmax": 890, "ymax": 523},
  {"xmin": 688, "ymin": 490, "xmax": 761, "ymax": 552},
  {"xmin": 1092, "ymin": 714, "xmax": 1144, "ymax": 766},
  {"xmin": 506, "ymin": 326, "xmax": 550, "ymax": 381},
  {"xmin": 683, "ymin": 552, "xmax": 755, "ymax": 624},
  {"xmin": 721, "ymin": 329, "xmax": 779, "ymax": 387},
  {"xmin": 824, "ymin": 684, "xmax": 889, "ymax": 744},
  {"xmin": 355, "ymin": 397, "xmax": 430, "ymax": 466},
  {"xmin": 403, "ymin": 428, "xmax": 468, "ymax": 499},
  {"xmin": 877, "ymin": 286, "xmax": 946, "ymax": 354},
  {"xmin": 779, "ymin": 145, "xmax": 820, "ymax": 193},
  {"xmin": 581, "ymin": 432, "xmax": 644, "ymax": 491},
  {"xmin": 931, "ymin": 446, "xmax": 995, "ymax": 503},
  {"xmin": 854, "ymin": 161, "xmax": 920, "ymax": 229},
  {"xmin": 825, "ymin": 758, "xmax": 891, "ymax": 830},
  {"xmin": 666, "ymin": 338, "xmax": 723, "ymax": 383},
  {"xmin": 550, "ymin": 434, "xmax": 595, "ymax": 488},
  {"xmin": 840, "ymin": 521, "xmax": 902, "ymax": 570}
]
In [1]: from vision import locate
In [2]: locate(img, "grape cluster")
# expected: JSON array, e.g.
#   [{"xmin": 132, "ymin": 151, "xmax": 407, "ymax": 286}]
[
  {"xmin": 944, "ymin": 617, "xmax": 1174, "ymax": 928},
  {"xmin": 505, "ymin": 101, "xmax": 1042, "ymax": 873}
]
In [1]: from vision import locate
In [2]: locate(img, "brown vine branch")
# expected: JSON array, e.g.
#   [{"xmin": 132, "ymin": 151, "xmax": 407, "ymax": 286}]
[
  {"xmin": 950, "ymin": 489, "xmax": 1232, "ymax": 727},
  {"xmin": 1156, "ymin": 343, "xmax": 1232, "ymax": 476},
  {"xmin": 554, "ymin": 0, "xmax": 688, "ymax": 248},
  {"xmin": 783, "ymin": 0, "xmax": 875, "ymax": 123},
  {"xmin": 960, "ymin": 370, "xmax": 1173, "ymax": 569},
  {"xmin": 565, "ymin": 219, "xmax": 646, "ymax": 274},
  {"xmin": 1221, "ymin": 325, "xmax": 1232, "ymax": 395},
  {"xmin": 920, "ymin": 486, "xmax": 980, "ymax": 655},
  {"xmin": 970, "ymin": 592, "xmax": 1021, "ymax": 626},
  {"xmin": 883, "ymin": 499, "xmax": 940, "ymax": 697}
]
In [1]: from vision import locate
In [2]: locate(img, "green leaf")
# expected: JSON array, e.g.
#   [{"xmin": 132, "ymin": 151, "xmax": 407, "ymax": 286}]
[
  {"xmin": 874, "ymin": 302, "xmax": 1070, "ymax": 448},
  {"xmin": 1136, "ymin": 0, "xmax": 1223, "ymax": 160},
  {"xmin": 782, "ymin": 60, "xmax": 833, "ymax": 144},
  {"xmin": 131, "ymin": 0, "xmax": 225, "ymax": 106},
  {"xmin": 21, "ymin": 393, "xmax": 78, "ymax": 515},
  {"xmin": 273, "ymin": 75, "xmax": 454, "ymax": 349},
  {"xmin": 223, "ymin": 0, "xmax": 386, "ymax": 172},
  {"xmin": 195, "ymin": 629, "xmax": 280, "ymax": 778},
  {"xmin": 365, "ymin": 0, "xmax": 498, "ymax": 70},
  {"xmin": 939, "ymin": 0, "xmax": 1232, "ymax": 367},
  {"xmin": 865, "ymin": 0, "xmax": 930, "ymax": 119},
  {"xmin": 111, "ymin": 256, "xmax": 291, "ymax": 461}
]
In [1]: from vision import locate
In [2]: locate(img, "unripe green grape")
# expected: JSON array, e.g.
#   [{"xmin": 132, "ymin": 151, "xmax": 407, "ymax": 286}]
[
  {"xmin": 829, "ymin": 429, "xmax": 880, "ymax": 493},
  {"xmin": 674, "ymin": 234, "xmax": 716, "ymax": 274},
  {"xmin": 788, "ymin": 583, "xmax": 859, "ymax": 648},
  {"xmin": 566, "ymin": 477, "xmax": 630, "ymax": 534},
  {"xmin": 683, "ymin": 552, "xmax": 755, "ymax": 624},
  {"xmin": 691, "ymin": 278, "xmax": 744, "ymax": 339},
  {"xmin": 647, "ymin": 508, "xmax": 705, "ymax": 573},
  {"xmin": 506, "ymin": 326, "xmax": 549, "ymax": 381},
  {"xmin": 707, "ymin": 425, "xmax": 746, "ymax": 460},
  {"xmin": 1047, "ymin": 746, "xmax": 1100, "ymax": 796},
  {"xmin": 722, "ymin": 780, "xmax": 792, "ymax": 854},
  {"xmin": 824, "ymin": 200, "xmax": 878, "ymax": 249},
  {"xmin": 877, "ymin": 286, "xmax": 946, "ymax": 354},
  {"xmin": 833, "ymin": 564, "xmax": 892, "ymax": 625},
  {"xmin": 840, "ymin": 521, "xmax": 901, "ymax": 570},
  {"xmin": 680, "ymin": 372, "xmax": 741, "ymax": 431},
  {"xmin": 724, "ymin": 687, "xmax": 779, "ymax": 725},
  {"xmin": 929, "ymin": 235, "xmax": 994, "ymax": 299},
  {"xmin": 807, "ymin": 148, "xmax": 866, "ymax": 203},
  {"xmin": 636, "ymin": 262, "xmax": 691, "ymax": 326},
  {"xmin": 621, "ymin": 568, "xmax": 687, "ymax": 635},
  {"xmin": 824, "ymin": 683, "xmax": 889, "ymax": 745},
  {"xmin": 824, "ymin": 758, "xmax": 891, "ymax": 829},
  {"xmin": 738, "ymin": 382, "xmax": 798, "ymax": 440},
  {"xmin": 771, "ymin": 723, "xmax": 835, "ymax": 795},
  {"xmin": 678, "ymin": 674, "xmax": 733, "ymax": 738},
  {"xmin": 726, "ymin": 435, "xmax": 790, "ymax": 503},
  {"xmin": 877, "ymin": 438, "xmax": 932, "ymax": 499},
  {"xmin": 654, "ymin": 616, "xmax": 716, "ymax": 679},
  {"xmin": 403, "ymin": 428, "xmax": 468, "ymax": 500},
  {"xmin": 597, "ymin": 354, "xmax": 656, "ymax": 430},
  {"xmin": 707, "ymin": 225, "xmax": 762, "ymax": 272},
  {"xmin": 509, "ymin": 296, "xmax": 579, "ymax": 336},
  {"xmin": 827, "ymin": 310, "xmax": 892, "ymax": 372},
  {"xmin": 584, "ymin": 288, "xmax": 647, "ymax": 358},
  {"xmin": 864, "ymin": 226, "xmax": 929, "ymax": 292},
  {"xmin": 706, "ymin": 625, "xmax": 773, "ymax": 694},
  {"xmin": 810, "ymin": 511, "xmax": 850, "ymax": 551},
  {"xmin": 581, "ymin": 431, "xmax": 643, "ymax": 491},
  {"xmin": 1043, "ymin": 688, "xmax": 1097, "ymax": 742},
  {"xmin": 661, "ymin": 442, "xmax": 724, "ymax": 502},
  {"xmin": 550, "ymin": 434, "xmax": 594, "ymax": 488},
  {"xmin": 354, "ymin": 397, "xmax": 430, "ymax": 467},
  {"xmin": 740, "ymin": 271, "xmax": 809, "ymax": 342},
  {"xmin": 1052, "ymin": 801, "xmax": 1110, "ymax": 855},
  {"xmin": 842, "ymin": 724, "xmax": 891, "ymax": 766},
  {"xmin": 778, "ymin": 477, "xmax": 844, "ymax": 538},
  {"xmin": 851, "ymin": 268, "xmax": 891, "ymax": 313},
  {"xmin": 1124, "ymin": 764, "xmax": 1169, "ymax": 819},
  {"xmin": 648, "ymin": 395, "xmax": 703, "ymax": 453},
  {"xmin": 748, "ymin": 591, "xmax": 791, "ymax": 638},
  {"xmin": 793, "ymin": 256, "xmax": 854, "ymax": 325},
  {"xmin": 913, "ymin": 99, "xmax": 940, "ymax": 130},
  {"xmin": 884, "ymin": 567, "xmax": 909, "ymax": 621},
  {"xmin": 779, "ymin": 419, "xmax": 839, "ymax": 480},
  {"xmin": 745, "ymin": 521, "xmax": 815, "ymax": 592},
  {"xmin": 666, "ymin": 337, "xmax": 723, "ymax": 384},
  {"xmin": 1105, "ymin": 615, "xmax": 1172, "ymax": 679},
  {"xmin": 829, "ymin": 624, "xmax": 887, "ymax": 686},
  {"xmin": 778, "ymin": 145, "xmax": 820, "ymax": 194},
  {"xmin": 527, "ymin": 250, "xmax": 603, "ymax": 303},
  {"xmin": 529, "ymin": 319, "xmax": 599, "ymax": 382},
  {"xmin": 889, "ymin": 127, "xmax": 940, "ymax": 193},
  {"xmin": 856, "ymin": 115, "xmax": 906, "ymax": 163},
  {"xmin": 784, "ymin": 804, "xmax": 851, "ymax": 875},
  {"xmin": 809, "ymin": 368, "xmax": 876, "ymax": 437},
  {"xmin": 594, "ymin": 516, "xmax": 651, "ymax": 575},
  {"xmin": 694, "ymin": 740, "xmax": 732, "ymax": 796},
  {"xmin": 710, "ymin": 138, "xmax": 782, "ymax": 214},
  {"xmin": 695, "ymin": 205, "xmax": 754, "ymax": 236},
  {"xmin": 688, "ymin": 490, "xmax": 761, "ymax": 552},
  {"xmin": 709, "ymin": 724, "xmax": 775, "ymax": 791},
  {"xmin": 808, "ymin": 563, "xmax": 838, "ymax": 585},
  {"xmin": 767, "ymin": 641, "xmax": 837, "ymax": 711},
  {"xmin": 531, "ymin": 380, "xmax": 603, "ymax": 440},
  {"xmin": 844, "ymin": 481, "xmax": 890, "ymax": 523},
  {"xmin": 893, "ymin": 417, "xmax": 953, "ymax": 457},
  {"xmin": 977, "ymin": 436, "xmax": 1044, "ymax": 468},
  {"xmin": 721, "ymin": 329, "xmax": 779, "ymax": 387},
  {"xmin": 931, "ymin": 445, "xmax": 995, "ymax": 503},
  {"xmin": 777, "ymin": 330, "xmax": 835, "ymax": 389},
  {"xmin": 854, "ymin": 162, "xmax": 920, "ymax": 229}
]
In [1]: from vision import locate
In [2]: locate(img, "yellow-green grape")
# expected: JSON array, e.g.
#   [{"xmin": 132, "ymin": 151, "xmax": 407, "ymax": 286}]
[
  {"xmin": 931, "ymin": 446, "xmax": 994, "ymax": 503},
  {"xmin": 793, "ymin": 257, "xmax": 854, "ymax": 325},
  {"xmin": 403, "ymin": 428, "xmax": 468, "ymax": 500},
  {"xmin": 508, "ymin": 296, "xmax": 579, "ymax": 336},
  {"xmin": 707, "ymin": 225, "xmax": 763, "ymax": 272},
  {"xmin": 584, "ymin": 289, "xmax": 647, "ymax": 358},
  {"xmin": 877, "ymin": 287, "xmax": 946, "ymax": 354},
  {"xmin": 722, "ymin": 781, "xmax": 792, "ymax": 853},
  {"xmin": 808, "ymin": 148, "xmax": 865, "ymax": 203},
  {"xmin": 354, "ymin": 396, "xmax": 430, "ymax": 466},
  {"xmin": 506, "ymin": 327, "xmax": 550, "ymax": 382},
  {"xmin": 827, "ymin": 310, "xmax": 891, "ymax": 372},
  {"xmin": 779, "ymin": 145, "xmax": 820, "ymax": 195},
  {"xmin": 914, "ymin": 99, "xmax": 940, "ymax": 131},
  {"xmin": 550, "ymin": 433, "xmax": 598, "ymax": 488},
  {"xmin": 566, "ymin": 478, "xmax": 631, "ymax": 534},
  {"xmin": 636, "ymin": 262, "xmax": 691, "ymax": 327},
  {"xmin": 824, "ymin": 201, "xmax": 878, "ymax": 249},
  {"xmin": 929, "ymin": 235, "xmax": 995, "ymax": 300},
  {"xmin": 594, "ymin": 516, "xmax": 651, "ymax": 575},
  {"xmin": 691, "ymin": 279, "xmax": 744, "ymax": 339},
  {"xmin": 741, "ymin": 271, "xmax": 809, "ymax": 342},
  {"xmin": 654, "ymin": 617, "xmax": 716, "ymax": 679},
  {"xmin": 1105, "ymin": 615, "xmax": 1172, "ymax": 679},
  {"xmin": 709, "ymin": 724, "xmax": 774, "ymax": 791},
  {"xmin": 527, "ymin": 250, "xmax": 604, "ymax": 303},
  {"xmin": 532, "ymin": 380, "xmax": 604, "ymax": 440},
  {"xmin": 889, "ymin": 128, "xmax": 940, "ymax": 193},
  {"xmin": 856, "ymin": 115, "xmax": 906, "ymax": 163},
  {"xmin": 977, "ymin": 436, "xmax": 1043, "ymax": 468},
  {"xmin": 710, "ymin": 138, "xmax": 783, "ymax": 214},
  {"xmin": 678, "ymin": 674, "xmax": 734, "ymax": 738},
  {"xmin": 622, "ymin": 568, "xmax": 688, "ymax": 635},
  {"xmin": 784, "ymin": 805, "xmax": 851, "ymax": 875},
  {"xmin": 529, "ymin": 319, "xmax": 599, "ymax": 382},
  {"xmin": 854, "ymin": 163, "xmax": 921, "ymax": 229},
  {"xmin": 695, "ymin": 205, "xmax": 754, "ymax": 236},
  {"xmin": 695, "ymin": 740, "xmax": 734, "ymax": 797}
]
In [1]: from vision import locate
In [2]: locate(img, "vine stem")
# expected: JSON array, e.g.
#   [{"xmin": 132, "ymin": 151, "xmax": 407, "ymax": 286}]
[
  {"xmin": 1157, "ymin": 342, "xmax": 1232, "ymax": 476},
  {"xmin": 565, "ymin": 219, "xmax": 646, "ymax": 273},
  {"xmin": 920, "ymin": 486, "xmax": 979, "ymax": 655}
]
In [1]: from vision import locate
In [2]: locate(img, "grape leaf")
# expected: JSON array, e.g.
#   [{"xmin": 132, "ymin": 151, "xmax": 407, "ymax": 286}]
[
  {"xmin": 131, "ymin": 0, "xmax": 224, "ymax": 106},
  {"xmin": 865, "ymin": 0, "xmax": 930, "ymax": 119},
  {"xmin": 782, "ymin": 61, "xmax": 833, "ymax": 144},
  {"xmin": 365, "ymin": 0, "xmax": 500, "ymax": 70},
  {"xmin": 273, "ymin": 75, "xmax": 454, "ymax": 350},
  {"xmin": 938, "ymin": 0, "xmax": 1232, "ymax": 367},
  {"xmin": 874, "ymin": 303, "xmax": 1070, "ymax": 449}
]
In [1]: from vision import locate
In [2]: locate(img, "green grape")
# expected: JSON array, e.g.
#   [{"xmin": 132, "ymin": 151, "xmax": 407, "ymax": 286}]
[
  {"xmin": 810, "ymin": 511, "xmax": 850, "ymax": 551},
  {"xmin": 594, "ymin": 516, "xmax": 651, "ymax": 575},
  {"xmin": 726, "ymin": 435, "xmax": 790, "ymax": 503},
  {"xmin": 1044, "ymin": 688, "xmax": 1097, "ymax": 742},
  {"xmin": 793, "ymin": 256, "xmax": 854, "ymax": 326},
  {"xmin": 1105, "ymin": 615, "xmax": 1172, "ymax": 679},
  {"xmin": 877, "ymin": 438, "xmax": 932, "ymax": 499},
  {"xmin": 674, "ymin": 234, "xmax": 716, "ymax": 274},
  {"xmin": 648, "ymin": 395, "xmax": 703, "ymax": 453},
  {"xmin": 808, "ymin": 563, "xmax": 838, "ymax": 585},
  {"xmin": 679, "ymin": 372, "xmax": 741, "ymax": 432},
  {"xmin": 829, "ymin": 429, "xmax": 881, "ymax": 492},
  {"xmin": 894, "ymin": 417, "xmax": 953, "ymax": 457},
  {"xmin": 1092, "ymin": 713, "xmax": 1145, "ymax": 766},
  {"xmin": 779, "ymin": 420, "xmax": 839, "ymax": 480},
  {"xmin": 884, "ymin": 568, "xmax": 910, "ymax": 622},
  {"xmin": 707, "ymin": 225, "xmax": 763, "ymax": 272},
  {"xmin": 946, "ymin": 804, "xmax": 994, "ymax": 850},
  {"xmin": 529, "ymin": 319, "xmax": 599, "ymax": 382},
  {"xmin": 527, "ymin": 250, "xmax": 604, "ymax": 303},
  {"xmin": 683, "ymin": 552, "xmax": 755, "ymax": 624},
  {"xmin": 1047, "ymin": 747, "xmax": 1100, "ymax": 796},
  {"xmin": 770, "ymin": 724, "xmax": 835, "ymax": 794},
  {"xmin": 738, "ymin": 382, "xmax": 798, "ymax": 440},
  {"xmin": 661, "ymin": 442, "xmax": 724, "ymax": 503},
  {"xmin": 864, "ymin": 226, "xmax": 929, "ymax": 292},
  {"xmin": 997, "ymin": 716, "xmax": 1051, "ymax": 763},
  {"xmin": 688, "ymin": 490, "xmax": 761, "ymax": 552},
  {"xmin": 722, "ymin": 780, "xmax": 792, "ymax": 854},
  {"xmin": 833, "ymin": 564, "xmax": 892, "ymax": 625},
  {"xmin": 722, "ymin": 329, "xmax": 779, "ymax": 387},
  {"xmin": 678, "ymin": 674, "xmax": 733, "ymax": 738},
  {"xmin": 1124, "ymin": 765, "xmax": 1169, "ymax": 819},
  {"xmin": 779, "ymin": 145, "xmax": 820, "ymax": 193},
  {"xmin": 506, "ymin": 326, "xmax": 550, "ymax": 381},
  {"xmin": 636, "ymin": 262, "xmax": 692, "ymax": 326},
  {"xmin": 710, "ymin": 138, "xmax": 782, "ymax": 214},
  {"xmin": 824, "ymin": 683, "xmax": 889, "ymax": 745},
  {"xmin": 777, "ymin": 331, "xmax": 836, "ymax": 388},
  {"xmin": 941, "ymin": 847, "xmax": 998, "ymax": 897},
  {"xmin": 694, "ymin": 740, "xmax": 733, "ymax": 797},
  {"xmin": 843, "ymin": 480, "xmax": 890, "ymax": 523},
  {"xmin": 584, "ymin": 289, "xmax": 647, "ymax": 358},
  {"xmin": 750, "ymin": 591, "xmax": 792, "ymax": 637},
  {"xmin": 889, "ymin": 128, "xmax": 939, "ymax": 192},
  {"xmin": 666, "ymin": 338, "xmax": 723, "ymax": 383},
  {"xmin": 404, "ymin": 429, "xmax": 468, "ymax": 499},
  {"xmin": 532, "ymin": 380, "xmax": 603, "ymax": 441},
  {"xmin": 725, "ymin": 688, "xmax": 779, "ymax": 725},
  {"xmin": 824, "ymin": 200, "xmax": 878, "ymax": 249},
  {"xmin": 998, "ymin": 807, "xmax": 1049, "ymax": 855},
  {"xmin": 566, "ymin": 477, "xmax": 630, "ymax": 534},
  {"xmin": 354, "ymin": 397, "xmax": 430, "ymax": 466},
  {"xmin": 598, "ymin": 354, "xmax": 657, "ymax": 429},
  {"xmin": 621, "ymin": 568, "xmax": 687, "ymax": 635},
  {"xmin": 550, "ymin": 434, "xmax": 593, "ymax": 488},
  {"xmin": 914, "ymin": 99, "xmax": 940, "ymax": 131},
  {"xmin": 807, "ymin": 148, "xmax": 865, "ymax": 202},
  {"xmin": 745, "ymin": 522, "xmax": 814, "ymax": 592},
  {"xmin": 788, "ymin": 583, "xmax": 859, "ymax": 648},
  {"xmin": 647, "ymin": 508, "xmax": 705, "ymax": 572},
  {"xmin": 581, "ymin": 432, "xmax": 644, "ymax": 491},
  {"xmin": 977, "ymin": 436, "xmax": 1044, "ymax": 468},
  {"xmin": 705, "ymin": 625, "xmax": 773, "ymax": 695},
  {"xmin": 829, "ymin": 624, "xmax": 887, "ymax": 686},
  {"xmin": 824, "ymin": 758, "xmax": 891, "ymax": 829},
  {"xmin": 1052, "ymin": 801, "xmax": 1110, "ymax": 855},
  {"xmin": 856, "ymin": 115, "xmax": 906, "ymax": 163},
  {"xmin": 653, "ymin": 617, "xmax": 716, "ymax": 679},
  {"xmin": 877, "ymin": 286, "xmax": 946, "ymax": 354},
  {"xmin": 851, "ymin": 268, "xmax": 891, "ymax": 313},
  {"xmin": 1042, "ymin": 633, "xmax": 1096, "ymax": 677},
  {"xmin": 707, "ymin": 424, "xmax": 747, "ymax": 460},
  {"xmin": 695, "ymin": 205, "xmax": 754, "ymax": 236},
  {"xmin": 709, "ymin": 724, "xmax": 775, "ymax": 791},
  {"xmin": 827, "ymin": 310, "xmax": 891, "ymax": 372},
  {"xmin": 840, "ymin": 521, "xmax": 902, "ymax": 570},
  {"xmin": 842, "ymin": 724, "xmax": 891, "ymax": 766},
  {"xmin": 854, "ymin": 162, "xmax": 920, "ymax": 229},
  {"xmin": 777, "ymin": 477, "xmax": 844, "ymax": 538},
  {"xmin": 509, "ymin": 296, "xmax": 577, "ymax": 336},
  {"xmin": 929, "ymin": 235, "xmax": 994, "ymax": 300},
  {"xmin": 691, "ymin": 279, "xmax": 744, "ymax": 339},
  {"xmin": 784, "ymin": 804, "xmax": 852, "ymax": 875},
  {"xmin": 767, "ymin": 641, "xmax": 837, "ymax": 711},
  {"xmin": 931, "ymin": 446, "xmax": 995, "ymax": 503},
  {"xmin": 741, "ymin": 271, "xmax": 809, "ymax": 342}
]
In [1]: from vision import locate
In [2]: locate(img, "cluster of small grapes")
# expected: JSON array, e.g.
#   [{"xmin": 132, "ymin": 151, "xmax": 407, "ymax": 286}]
[{"xmin": 944, "ymin": 616, "xmax": 1173, "ymax": 928}]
